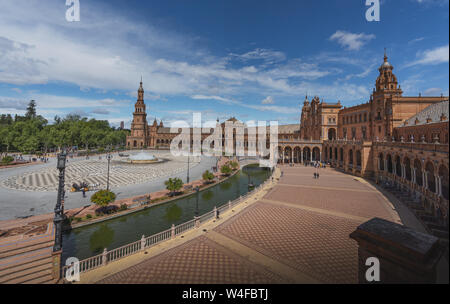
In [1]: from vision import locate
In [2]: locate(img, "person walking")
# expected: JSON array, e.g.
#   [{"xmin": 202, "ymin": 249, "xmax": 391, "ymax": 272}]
[{"xmin": 82, "ymin": 187, "xmax": 86, "ymax": 198}]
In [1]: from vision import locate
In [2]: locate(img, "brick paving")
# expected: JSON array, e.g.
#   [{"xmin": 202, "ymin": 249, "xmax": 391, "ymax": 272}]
[
  {"xmin": 98, "ymin": 236, "xmax": 284, "ymax": 284},
  {"xmin": 214, "ymin": 202, "xmax": 359, "ymax": 283},
  {"xmin": 95, "ymin": 166, "xmax": 400, "ymax": 284}
]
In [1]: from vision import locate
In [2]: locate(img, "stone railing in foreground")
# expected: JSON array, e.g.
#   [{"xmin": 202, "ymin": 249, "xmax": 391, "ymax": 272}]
[
  {"xmin": 350, "ymin": 217, "xmax": 445, "ymax": 283},
  {"xmin": 62, "ymin": 172, "xmax": 274, "ymax": 281}
]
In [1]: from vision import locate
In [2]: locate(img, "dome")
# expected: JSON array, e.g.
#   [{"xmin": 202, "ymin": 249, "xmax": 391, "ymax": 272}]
[{"xmin": 380, "ymin": 61, "xmax": 392, "ymax": 69}]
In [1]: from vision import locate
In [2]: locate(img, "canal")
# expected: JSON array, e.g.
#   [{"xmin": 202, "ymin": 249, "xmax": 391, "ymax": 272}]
[{"xmin": 62, "ymin": 164, "xmax": 270, "ymax": 262}]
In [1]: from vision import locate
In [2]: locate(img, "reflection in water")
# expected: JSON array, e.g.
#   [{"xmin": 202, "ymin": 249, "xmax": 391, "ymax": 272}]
[
  {"xmin": 62, "ymin": 165, "xmax": 269, "ymax": 262},
  {"xmin": 164, "ymin": 203, "xmax": 182, "ymax": 222},
  {"xmin": 89, "ymin": 224, "xmax": 115, "ymax": 254},
  {"xmin": 201, "ymin": 190, "xmax": 214, "ymax": 201},
  {"xmin": 220, "ymin": 181, "xmax": 232, "ymax": 191}
]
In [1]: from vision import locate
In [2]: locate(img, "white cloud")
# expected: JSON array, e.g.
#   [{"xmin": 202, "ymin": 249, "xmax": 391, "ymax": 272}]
[
  {"xmin": 406, "ymin": 45, "xmax": 449, "ymax": 67},
  {"xmin": 329, "ymin": 31, "xmax": 375, "ymax": 51},
  {"xmin": 424, "ymin": 87, "xmax": 443, "ymax": 96},
  {"xmin": 262, "ymin": 96, "xmax": 274, "ymax": 104}
]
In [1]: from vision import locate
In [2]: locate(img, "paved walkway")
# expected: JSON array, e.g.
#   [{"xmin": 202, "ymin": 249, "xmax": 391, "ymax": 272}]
[
  {"xmin": 78, "ymin": 165, "xmax": 424, "ymax": 284},
  {"xmin": 0, "ymin": 151, "xmax": 216, "ymax": 220}
]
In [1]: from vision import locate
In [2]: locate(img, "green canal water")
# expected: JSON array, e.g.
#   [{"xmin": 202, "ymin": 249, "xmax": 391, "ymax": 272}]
[{"xmin": 62, "ymin": 165, "xmax": 270, "ymax": 263}]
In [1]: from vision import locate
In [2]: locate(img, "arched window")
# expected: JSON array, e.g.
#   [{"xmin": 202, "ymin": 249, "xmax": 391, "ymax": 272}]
[
  {"xmin": 425, "ymin": 162, "xmax": 436, "ymax": 193},
  {"xmin": 379, "ymin": 153, "xmax": 384, "ymax": 171},
  {"xmin": 439, "ymin": 165, "xmax": 449, "ymax": 200},
  {"xmin": 404, "ymin": 157, "xmax": 411, "ymax": 181},
  {"xmin": 395, "ymin": 155, "xmax": 401, "ymax": 177},
  {"xmin": 414, "ymin": 159, "xmax": 422, "ymax": 186},
  {"xmin": 387, "ymin": 155, "xmax": 393, "ymax": 173}
]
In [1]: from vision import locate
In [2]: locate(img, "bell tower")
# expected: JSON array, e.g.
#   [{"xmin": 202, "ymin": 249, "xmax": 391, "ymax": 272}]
[
  {"xmin": 128, "ymin": 78, "xmax": 148, "ymax": 148},
  {"xmin": 371, "ymin": 50, "xmax": 403, "ymax": 139}
]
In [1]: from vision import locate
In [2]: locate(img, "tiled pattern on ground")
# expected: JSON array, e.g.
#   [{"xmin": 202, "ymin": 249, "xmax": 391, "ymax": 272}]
[
  {"xmin": 1, "ymin": 153, "xmax": 200, "ymax": 192},
  {"xmin": 280, "ymin": 173, "xmax": 371, "ymax": 190},
  {"xmin": 214, "ymin": 202, "xmax": 359, "ymax": 283},
  {"xmin": 98, "ymin": 236, "xmax": 285, "ymax": 284},
  {"xmin": 95, "ymin": 166, "xmax": 401, "ymax": 284},
  {"xmin": 266, "ymin": 183, "xmax": 395, "ymax": 221}
]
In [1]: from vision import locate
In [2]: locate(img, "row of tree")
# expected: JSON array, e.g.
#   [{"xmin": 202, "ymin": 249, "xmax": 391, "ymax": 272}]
[{"xmin": 0, "ymin": 101, "xmax": 129, "ymax": 154}]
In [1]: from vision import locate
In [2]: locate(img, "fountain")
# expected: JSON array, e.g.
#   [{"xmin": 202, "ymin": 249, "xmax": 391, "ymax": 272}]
[{"xmin": 127, "ymin": 151, "xmax": 160, "ymax": 164}]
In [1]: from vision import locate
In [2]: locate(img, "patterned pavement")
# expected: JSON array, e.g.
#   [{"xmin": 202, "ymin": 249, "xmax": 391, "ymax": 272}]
[
  {"xmin": 1, "ymin": 153, "xmax": 200, "ymax": 192},
  {"xmin": 95, "ymin": 166, "xmax": 399, "ymax": 284},
  {"xmin": 98, "ymin": 236, "xmax": 284, "ymax": 284}
]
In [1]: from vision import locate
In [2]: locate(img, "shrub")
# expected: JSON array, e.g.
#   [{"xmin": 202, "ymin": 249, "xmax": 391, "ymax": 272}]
[
  {"xmin": 1, "ymin": 156, "xmax": 14, "ymax": 165},
  {"xmin": 119, "ymin": 204, "xmax": 128, "ymax": 211},
  {"xmin": 91, "ymin": 190, "xmax": 116, "ymax": 207},
  {"xmin": 229, "ymin": 161, "xmax": 239, "ymax": 170},
  {"xmin": 220, "ymin": 164, "xmax": 232, "ymax": 176},
  {"xmin": 86, "ymin": 214, "xmax": 92, "ymax": 219},
  {"xmin": 202, "ymin": 170, "xmax": 215, "ymax": 183},
  {"xmin": 75, "ymin": 217, "xmax": 82, "ymax": 223},
  {"xmin": 165, "ymin": 177, "xmax": 184, "ymax": 196}
]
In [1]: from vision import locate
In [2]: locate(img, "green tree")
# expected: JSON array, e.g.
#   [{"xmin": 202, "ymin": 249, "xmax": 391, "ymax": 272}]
[
  {"xmin": 229, "ymin": 161, "xmax": 239, "ymax": 170},
  {"xmin": 220, "ymin": 164, "xmax": 232, "ymax": 176},
  {"xmin": 25, "ymin": 100, "xmax": 37, "ymax": 119},
  {"xmin": 165, "ymin": 177, "xmax": 184, "ymax": 196},
  {"xmin": 91, "ymin": 190, "xmax": 116, "ymax": 207},
  {"xmin": 202, "ymin": 170, "xmax": 215, "ymax": 184}
]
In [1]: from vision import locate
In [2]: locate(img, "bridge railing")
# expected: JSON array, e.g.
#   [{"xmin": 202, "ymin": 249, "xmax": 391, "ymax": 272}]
[{"xmin": 61, "ymin": 170, "xmax": 275, "ymax": 281}]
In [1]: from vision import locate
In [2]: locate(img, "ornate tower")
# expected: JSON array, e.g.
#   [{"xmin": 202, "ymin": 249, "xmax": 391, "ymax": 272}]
[
  {"xmin": 371, "ymin": 51, "xmax": 403, "ymax": 139},
  {"xmin": 128, "ymin": 79, "xmax": 148, "ymax": 148}
]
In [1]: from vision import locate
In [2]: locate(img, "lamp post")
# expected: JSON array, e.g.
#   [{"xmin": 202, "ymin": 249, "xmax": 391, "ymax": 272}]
[
  {"xmin": 53, "ymin": 149, "xmax": 67, "ymax": 252},
  {"xmin": 195, "ymin": 186, "xmax": 200, "ymax": 218},
  {"xmin": 187, "ymin": 153, "xmax": 190, "ymax": 184},
  {"xmin": 106, "ymin": 153, "xmax": 112, "ymax": 191}
]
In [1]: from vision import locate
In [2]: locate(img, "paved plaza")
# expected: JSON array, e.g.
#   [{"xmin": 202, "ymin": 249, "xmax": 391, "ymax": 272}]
[
  {"xmin": 0, "ymin": 151, "xmax": 216, "ymax": 220},
  {"xmin": 91, "ymin": 165, "xmax": 411, "ymax": 284},
  {"xmin": 2, "ymin": 152, "xmax": 199, "ymax": 192}
]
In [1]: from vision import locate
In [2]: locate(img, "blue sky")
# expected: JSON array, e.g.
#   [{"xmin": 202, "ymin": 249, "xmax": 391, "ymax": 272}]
[{"xmin": 0, "ymin": 0, "xmax": 448, "ymax": 128}]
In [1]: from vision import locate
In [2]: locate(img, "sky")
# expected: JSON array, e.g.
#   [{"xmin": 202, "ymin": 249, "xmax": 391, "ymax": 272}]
[{"xmin": 0, "ymin": 0, "xmax": 448, "ymax": 128}]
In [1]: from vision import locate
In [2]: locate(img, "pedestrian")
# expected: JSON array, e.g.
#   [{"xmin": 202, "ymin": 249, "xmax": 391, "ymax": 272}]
[
  {"xmin": 82, "ymin": 188, "xmax": 86, "ymax": 198},
  {"xmin": 317, "ymin": 172, "xmax": 320, "ymax": 179}
]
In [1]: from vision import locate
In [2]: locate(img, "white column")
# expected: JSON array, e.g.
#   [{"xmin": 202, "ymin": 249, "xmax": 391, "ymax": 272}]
[
  {"xmin": 393, "ymin": 162, "xmax": 397, "ymax": 175},
  {"xmin": 437, "ymin": 176, "xmax": 442, "ymax": 196},
  {"xmin": 435, "ymin": 175, "xmax": 440, "ymax": 195},
  {"xmin": 412, "ymin": 168, "xmax": 416, "ymax": 184},
  {"xmin": 423, "ymin": 172, "xmax": 427, "ymax": 189}
]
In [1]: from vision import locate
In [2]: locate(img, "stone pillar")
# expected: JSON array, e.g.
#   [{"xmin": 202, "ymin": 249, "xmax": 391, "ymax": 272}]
[
  {"xmin": 214, "ymin": 206, "xmax": 218, "ymax": 219},
  {"xmin": 140, "ymin": 235, "xmax": 146, "ymax": 251},
  {"xmin": 423, "ymin": 172, "xmax": 427, "ymax": 190},
  {"xmin": 393, "ymin": 162, "xmax": 397, "ymax": 176},
  {"xmin": 301, "ymin": 149, "xmax": 303, "ymax": 163},
  {"xmin": 435, "ymin": 175, "xmax": 440, "ymax": 196},
  {"xmin": 51, "ymin": 250, "xmax": 62, "ymax": 281},
  {"xmin": 384, "ymin": 159, "xmax": 388, "ymax": 172},
  {"xmin": 412, "ymin": 168, "xmax": 416, "ymax": 184},
  {"xmin": 350, "ymin": 218, "xmax": 444, "ymax": 283},
  {"xmin": 102, "ymin": 248, "xmax": 108, "ymax": 266},
  {"xmin": 437, "ymin": 176, "xmax": 442, "ymax": 197},
  {"xmin": 171, "ymin": 224, "xmax": 175, "ymax": 239}
]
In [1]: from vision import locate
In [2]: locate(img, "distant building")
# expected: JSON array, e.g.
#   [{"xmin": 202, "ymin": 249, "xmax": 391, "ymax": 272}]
[
  {"xmin": 120, "ymin": 121, "xmax": 124, "ymax": 130},
  {"xmin": 126, "ymin": 53, "xmax": 449, "ymax": 226}
]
